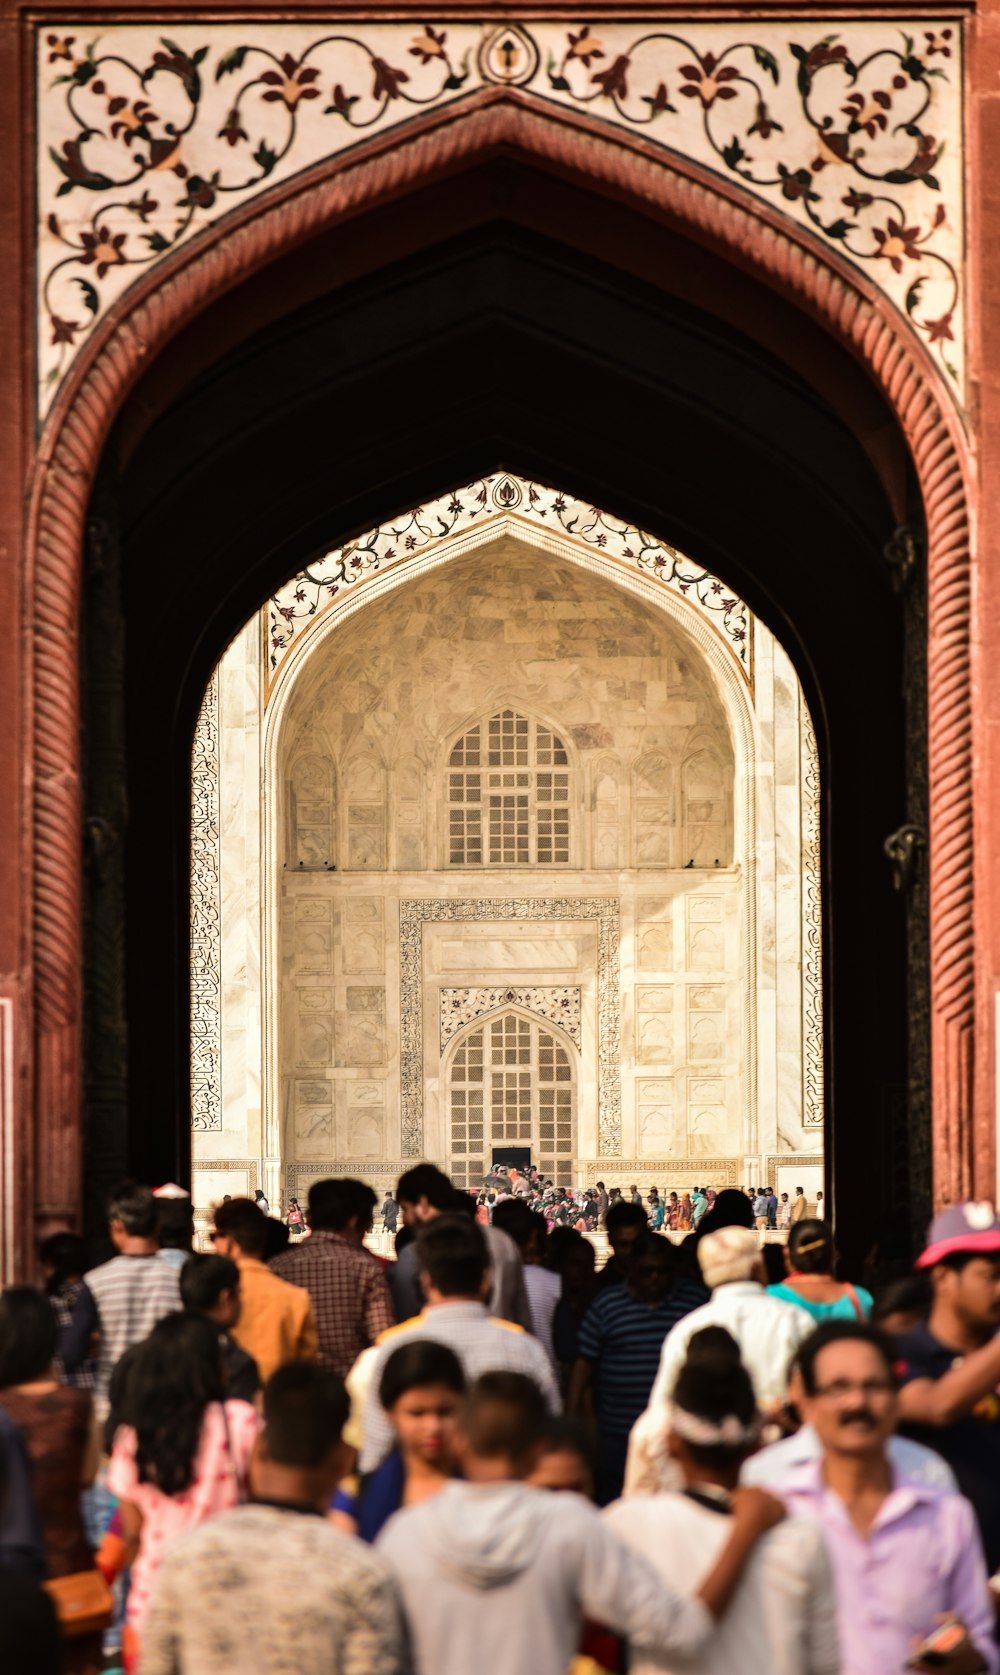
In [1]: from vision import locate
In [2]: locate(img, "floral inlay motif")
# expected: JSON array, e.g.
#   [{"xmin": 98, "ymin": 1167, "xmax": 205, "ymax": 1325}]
[
  {"xmin": 441, "ymin": 986, "xmax": 582, "ymax": 1050},
  {"xmin": 266, "ymin": 473, "xmax": 751, "ymax": 686},
  {"xmin": 190, "ymin": 671, "xmax": 222, "ymax": 1131},
  {"xmin": 36, "ymin": 19, "xmax": 964, "ymax": 413}
]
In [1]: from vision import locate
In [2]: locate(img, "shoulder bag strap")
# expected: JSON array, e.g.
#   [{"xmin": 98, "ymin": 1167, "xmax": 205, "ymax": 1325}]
[{"xmin": 844, "ymin": 1283, "xmax": 865, "ymax": 1321}]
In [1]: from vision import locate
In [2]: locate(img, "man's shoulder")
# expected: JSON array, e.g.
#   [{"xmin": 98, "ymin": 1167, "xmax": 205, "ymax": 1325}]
[
  {"xmin": 895, "ymin": 1322, "xmax": 948, "ymax": 1378},
  {"xmin": 86, "ymin": 1253, "xmax": 178, "ymax": 1294},
  {"xmin": 487, "ymin": 1315, "xmax": 526, "ymax": 1336},
  {"xmin": 256, "ymin": 1261, "xmax": 313, "ymax": 1308},
  {"xmin": 166, "ymin": 1504, "xmax": 392, "ymax": 1578},
  {"xmin": 375, "ymin": 1314, "xmax": 424, "ymax": 1349}
]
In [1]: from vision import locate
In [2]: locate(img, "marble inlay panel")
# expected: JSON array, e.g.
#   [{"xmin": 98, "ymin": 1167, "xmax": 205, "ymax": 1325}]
[
  {"xmin": 191, "ymin": 671, "xmax": 222, "ymax": 1131},
  {"xmin": 441, "ymin": 986, "xmax": 582, "ymax": 1050},
  {"xmin": 801, "ymin": 714, "xmax": 824, "ymax": 1125},
  {"xmin": 37, "ymin": 20, "xmax": 964, "ymax": 413}
]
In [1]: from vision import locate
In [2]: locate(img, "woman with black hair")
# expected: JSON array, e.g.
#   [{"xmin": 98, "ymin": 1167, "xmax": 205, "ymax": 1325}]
[
  {"xmin": 106, "ymin": 1311, "xmax": 258, "ymax": 1672},
  {"xmin": 0, "ymin": 1285, "xmax": 101, "ymax": 1673},
  {"xmin": 332, "ymin": 1339, "xmax": 465, "ymax": 1543},
  {"xmin": 767, "ymin": 1219, "xmax": 873, "ymax": 1323}
]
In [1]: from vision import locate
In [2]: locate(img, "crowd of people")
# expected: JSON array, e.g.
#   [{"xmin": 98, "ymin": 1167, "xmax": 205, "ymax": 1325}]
[
  {"xmin": 462, "ymin": 1169, "xmax": 822, "ymax": 1235},
  {"xmin": 2, "ymin": 1167, "xmax": 1000, "ymax": 1674}
]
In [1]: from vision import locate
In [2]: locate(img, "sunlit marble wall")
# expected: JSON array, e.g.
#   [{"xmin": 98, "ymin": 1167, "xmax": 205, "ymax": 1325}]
[{"xmin": 193, "ymin": 539, "xmax": 822, "ymax": 1212}]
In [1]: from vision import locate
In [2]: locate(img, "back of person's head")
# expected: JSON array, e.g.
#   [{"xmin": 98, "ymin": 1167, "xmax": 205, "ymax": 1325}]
[
  {"xmin": 263, "ymin": 1217, "xmax": 290, "ymax": 1262},
  {"xmin": 671, "ymin": 1329, "xmax": 758, "ymax": 1467},
  {"xmin": 379, "ymin": 1339, "xmax": 466, "ymax": 1409},
  {"xmin": 416, "ymin": 1214, "xmax": 488, "ymax": 1296},
  {"xmin": 154, "ymin": 1194, "xmax": 194, "ymax": 1253},
  {"xmin": 179, "ymin": 1252, "xmax": 239, "ymax": 1315},
  {"xmin": 463, "ymin": 1371, "xmax": 548, "ymax": 1470},
  {"xmin": 396, "ymin": 1163, "xmax": 453, "ymax": 1211},
  {"xmin": 345, "ymin": 1180, "xmax": 378, "ymax": 1228},
  {"xmin": 544, "ymin": 1225, "xmax": 589, "ymax": 1272},
  {"xmin": 263, "ymin": 1363, "xmax": 350, "ymax": 1465},
  {"xmin": 446, "ymin": 1189, "xmax": 478, "ymax": 1221},
  {"xmin": 694, "ymin": 1188, "xmax": 756, "ymax": 1243},
  {"xmin": 213, "ymin": 1196, "xmax": 268, "ymax": 1257},
  {"xmin": 38, "ymin": 1231, "xmax": 88, "ymax": 1293},
  {"xmin": 796, "ymin": 1319, "xmax": 897, "ymax": 1397},
  {"xmin": 0, "ymin": 1287, "xmax": 57, "ymax": 1388},
  {"xmin": 124, "ymin": 1312, "xmax": 224, "ymax": 1495},
  {"xmin": 308, "ymin": 1177, "xmax": 373, "ymax": 1232},
  {"xmin": 788, "ymin": 1219, "xmax": 834, "ymax": 1275},
  {"xmin": 871, "ymin": 1271, "xmax": 931, "ymax": 1329},
  {"xmin": 605, "ymin": 1199, "xmax": 647, "ymax": 1238},
  {"xmin": 761, "ymin": 1242, "xmax": 787, "ymax": 1286},
  {"xmin": 490, "ymin": 1200, "xmax": 536, "ymax": 1246},
  {"xmin": 697, "ymin": 1226, "xmax": 760, "ymax": 1289},
  {"xmin": 106, "ymin": 1179, "xmax": 157, "ymax": 1238},
  {"xmin": 683, "ymin": 1324, "xmax": 741, "ymax": 1366},
  {"xmin": 527, "ymin": 1416, "xmax": 597, "ymax": 1497}
]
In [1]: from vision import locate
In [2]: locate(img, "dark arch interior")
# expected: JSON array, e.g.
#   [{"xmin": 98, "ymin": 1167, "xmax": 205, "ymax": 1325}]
[{"xmin": 83, "ymin": 163, "xmax": 922, "ymax": 1268}]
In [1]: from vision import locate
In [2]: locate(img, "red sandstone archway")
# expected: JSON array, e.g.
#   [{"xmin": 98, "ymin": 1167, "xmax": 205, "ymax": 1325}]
[{"xmin": 23, "ymin": 86, "xmax": 974, "ymax": 1268}]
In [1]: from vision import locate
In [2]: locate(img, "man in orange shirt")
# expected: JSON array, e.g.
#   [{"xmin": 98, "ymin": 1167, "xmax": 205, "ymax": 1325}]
[{"xmin": 211, "ymin": 1198, "xmax": 317, "ymax": 1380}]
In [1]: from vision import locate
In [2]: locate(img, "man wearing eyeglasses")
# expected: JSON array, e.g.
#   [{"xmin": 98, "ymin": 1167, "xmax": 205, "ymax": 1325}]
[{"xmin": 781, "ymin": 1320, "xmax": 997, "ymax": 1675}]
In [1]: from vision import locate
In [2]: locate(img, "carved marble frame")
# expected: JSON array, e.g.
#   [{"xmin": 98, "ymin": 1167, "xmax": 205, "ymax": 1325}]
[
  {"xmin": 400, "ymin": 897, "xmax": 620, "ymax": 1156},
  {"xmin": 24, "ymin": 91, "xmax": 972, "ymax": 1261},
  {"xmin": 582, "ymin": 1157, "xmax": 740, "ymax": 1187}
]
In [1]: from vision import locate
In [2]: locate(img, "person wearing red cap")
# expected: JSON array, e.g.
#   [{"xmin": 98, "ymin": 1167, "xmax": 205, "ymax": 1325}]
[{"xmin": 895, "ymin": 1201, "xmax": 1000, "ymax": 1572}]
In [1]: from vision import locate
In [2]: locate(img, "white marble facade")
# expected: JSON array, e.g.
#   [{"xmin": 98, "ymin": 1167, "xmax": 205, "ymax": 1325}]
[{"xmin": 191, "ymin": 496, "xmax": 822, "ymax": 1211}]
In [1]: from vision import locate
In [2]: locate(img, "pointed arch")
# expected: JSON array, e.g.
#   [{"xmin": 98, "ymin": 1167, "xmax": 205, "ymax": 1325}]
[
  {"xmin": 21, "ymin": 80, "xmax": 974, "ymax": 1263},
  {"xmin": 446, "ymin": 1006, "xmax": 577, "ymax": 1190}
]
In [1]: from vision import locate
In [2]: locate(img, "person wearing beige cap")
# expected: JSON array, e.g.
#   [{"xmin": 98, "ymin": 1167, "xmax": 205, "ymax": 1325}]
[{"xmin": 644, "ymin": 1227, "xmax": 814, "ymax": 1417}]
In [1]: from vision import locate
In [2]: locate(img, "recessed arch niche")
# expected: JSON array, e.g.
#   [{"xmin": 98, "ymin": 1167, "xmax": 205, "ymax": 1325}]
[{"xmin": 188, "ymin": 476, "xmax": 823, "ymax": 1214}]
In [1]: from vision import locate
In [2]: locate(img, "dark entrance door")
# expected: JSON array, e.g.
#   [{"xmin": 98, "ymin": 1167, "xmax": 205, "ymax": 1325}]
[{"xmin": 492, "ymin": 1146, "xmax": 531, "ymax": 1173}]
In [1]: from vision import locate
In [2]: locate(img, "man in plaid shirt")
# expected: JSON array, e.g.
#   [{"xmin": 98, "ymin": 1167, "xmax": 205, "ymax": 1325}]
[{"xmin": 270, "ymin": 1180, "xmax": 394, "ymax": 1377}]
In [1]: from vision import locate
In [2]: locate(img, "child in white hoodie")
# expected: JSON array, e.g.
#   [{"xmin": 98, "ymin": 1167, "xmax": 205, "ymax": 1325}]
[{"xmin": 376, "ymin": 1370, "xmax": 784, "ymax": 1675}]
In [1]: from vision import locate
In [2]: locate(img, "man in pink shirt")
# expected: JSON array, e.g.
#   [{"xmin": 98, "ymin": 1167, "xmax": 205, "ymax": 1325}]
[{"xmin": 782, "ymin": 1320, "xmax": 997, "ymax": 1675}]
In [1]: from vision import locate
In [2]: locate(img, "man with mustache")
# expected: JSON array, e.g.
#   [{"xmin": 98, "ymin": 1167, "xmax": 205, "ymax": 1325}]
[{"xmin": 781, "ymin": 1320, "xmax": 996, "ymax": 1675}]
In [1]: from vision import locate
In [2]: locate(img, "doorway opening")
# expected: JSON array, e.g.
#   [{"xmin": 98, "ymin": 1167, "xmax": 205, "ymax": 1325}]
[{"xmin": 188, "ymin": 475, "xmax": 824, "ymax": 1221}]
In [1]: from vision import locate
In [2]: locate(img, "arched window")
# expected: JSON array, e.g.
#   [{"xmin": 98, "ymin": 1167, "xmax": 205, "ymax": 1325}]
[
  {"xmin": 448, "ymin": 1013, "xmax": 575, "ymax": 1190},
  {"xmin": 448, "ymin": 708, "xmax": 570, "ymax": 866}
]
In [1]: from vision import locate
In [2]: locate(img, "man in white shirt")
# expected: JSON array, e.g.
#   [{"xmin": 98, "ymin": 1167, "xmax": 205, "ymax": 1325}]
[
  {"xmin": 359, "ymin": 1215, "xmax": 559, "ymax": 1472},
  {"xmin": 607, "ymin": 1330, "xmax": 838, "ymax": 1675}
]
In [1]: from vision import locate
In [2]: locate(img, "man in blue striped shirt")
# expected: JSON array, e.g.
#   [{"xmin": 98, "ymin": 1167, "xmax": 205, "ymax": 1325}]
[{"xmin": 569, "ymin": 1232, "xmax": 705, "ymax": 1503}]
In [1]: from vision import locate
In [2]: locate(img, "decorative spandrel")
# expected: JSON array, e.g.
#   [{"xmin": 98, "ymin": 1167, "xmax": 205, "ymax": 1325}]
[
  {"xmin": 266, "ymin": 474, "xmax": 752, "ymax": 687},
  {"xmin": 37, "ymin": 19, "xmax": 963, "ymax": 414}
]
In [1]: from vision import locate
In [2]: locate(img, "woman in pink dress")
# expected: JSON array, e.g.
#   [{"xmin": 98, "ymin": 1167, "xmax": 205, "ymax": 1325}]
[{"xmin": 107, "ymin": 1312, "xmax": 258, "ymax": 1673}]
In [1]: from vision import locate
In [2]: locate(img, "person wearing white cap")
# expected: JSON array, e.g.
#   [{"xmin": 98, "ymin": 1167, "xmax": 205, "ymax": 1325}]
[
  {"xmin": 895, "ymin": 1200, "xmax": 1000, "ymax": 1573},
  {"xmin": 645, "ymin": 1227, "xmax": 813, "ymax": 1417}
]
